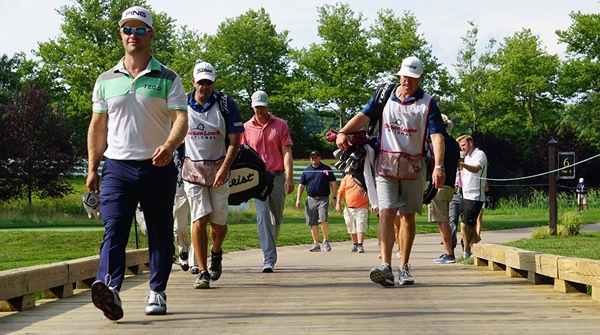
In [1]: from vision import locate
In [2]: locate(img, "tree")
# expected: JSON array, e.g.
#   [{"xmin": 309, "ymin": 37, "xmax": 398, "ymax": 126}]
[
  {"xmin": 556, "ymin": 11, "xmax": 600, "ymax": 96},
  {"xmin": 199, "ymin": 9, "xmax": 320, "ymax": 152},
  {"xmin": 293, "ymin": 3, "xmax": 377, "ymax": 128},
  {"xmin": 0, "ymin": 83, "xmax": 78, "ymax": 204},
  {"xmin": 480, "ymin": 29, "xmax": 561, "ymax": 152},
  {"xmin": 36, "ymin": 0, "xmax": 202, "ymax": 156},
  {"xmin": 452, "ymin": 21, "xmax": 496, "ymax": 133},
  {"xmin": 556, "ymin": 12, "xmax": 600, "ymax": 152},
  {"xmin": 201, "ymin": 8, "xmax": 293, "ymax": 119}
]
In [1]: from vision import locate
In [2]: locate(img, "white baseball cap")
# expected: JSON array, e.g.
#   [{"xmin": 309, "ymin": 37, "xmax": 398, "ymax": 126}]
[
  {"xmin": 397, "ymin": 56, "xmax": 424, "ymax": 78},
  {"xmin": 193, "ymin": 62, "xmax": 216, "ymax": 82},
  {"xmin": 118, "ymin": 6, "xmax": 153, "ymax": 29},
  {"xmin": 251, "ymin": 91, "xmax": 269, "ymax": 107},
  {"xmin": 579, "ymin": 178, "xmax": 584, "ymax": 183}
]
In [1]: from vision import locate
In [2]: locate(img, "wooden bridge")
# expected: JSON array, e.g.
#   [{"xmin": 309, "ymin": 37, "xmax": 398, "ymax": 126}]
[{"xmin": 2, "ymin": 226, "xmax": 600, "ymax": 334}]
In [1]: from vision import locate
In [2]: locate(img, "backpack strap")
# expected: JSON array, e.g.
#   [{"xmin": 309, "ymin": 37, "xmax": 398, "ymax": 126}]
[
  {"xmin": 367, "ymin": 83, "xmax": 397, "ymax": 136},
  {"xmin": 217, "ymin": 91, "xmax": 231, "ymax": 147}
]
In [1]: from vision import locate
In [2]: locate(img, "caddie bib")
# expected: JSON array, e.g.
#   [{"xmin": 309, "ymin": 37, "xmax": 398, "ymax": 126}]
[{"xmin": 376, "ymin": 94, "xmax": 431, "ymax": 180}]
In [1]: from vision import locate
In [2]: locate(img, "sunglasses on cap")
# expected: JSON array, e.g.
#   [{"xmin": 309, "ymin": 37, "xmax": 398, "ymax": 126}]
[{"xmin": 121, "ymin": 26, "xmax": 153, "ymax": 36}]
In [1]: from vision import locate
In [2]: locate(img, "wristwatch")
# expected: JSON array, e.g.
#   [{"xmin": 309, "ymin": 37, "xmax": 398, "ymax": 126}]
[{"xmin": 434, "ymin": 165, "xmax": 445, "ymax": 171}]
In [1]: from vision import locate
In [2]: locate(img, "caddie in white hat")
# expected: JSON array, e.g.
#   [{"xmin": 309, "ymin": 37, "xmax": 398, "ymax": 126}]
[{"xmin": 335, "ymin": 55, "xmax": 447, "ymax": 287}]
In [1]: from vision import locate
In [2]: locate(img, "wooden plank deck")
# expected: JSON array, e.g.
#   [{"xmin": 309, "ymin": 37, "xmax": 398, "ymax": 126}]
[{"xmin": 2, "ymin": 227, "xmax": 600, "ymax": 334}]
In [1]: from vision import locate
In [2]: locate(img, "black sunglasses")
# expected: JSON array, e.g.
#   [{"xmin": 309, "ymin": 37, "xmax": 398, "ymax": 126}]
[
  {"xmin": 196, "ymin": 80, "xmax": 214, "ymax": 86},
  {"xmin": 121, "ymin": 26, "xmax": 153, "ymax": 36}
]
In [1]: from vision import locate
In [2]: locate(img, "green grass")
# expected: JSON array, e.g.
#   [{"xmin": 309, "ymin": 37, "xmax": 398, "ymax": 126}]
[
  {"xmin": 1, "ymin": 176, "xmax": 600, "ymax": 271},
  {"xmin": 506, "ymin": 231, "xmax": 600, "ymax": 260}
]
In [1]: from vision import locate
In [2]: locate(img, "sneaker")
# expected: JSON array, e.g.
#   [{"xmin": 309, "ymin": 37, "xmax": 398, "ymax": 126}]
[
  {"xmin": 194, "ymin": 271, "xmax": 211, "ymax": 289},
  {"xmin": 462, "ymin": 250, "xmax": 472, "ymax": 259},
  {"xmin": 179, "ymin": 252, "xmax": 189, "ymax": 271},
  {"xmin": 144, "ymin": 290, "xmax": 167, "ymax": 315},
  {"xmin": 309, "ymin": 244, "xmax": 321, "ymax": 252},
  {"xmin": 262, "ymin": 263, "xmax": 274, "ymax": 273},
  {"xmin": 190, "ymin": 266, "xmax": 200, "ymax": 275},
  {"xmin": 369, "ymin": 264, "xmax": 395, "ymax": 287},
  {"xmin": 349, "ymin": 244, "xmax": 358, "ymax": 252},
  {"xmin": 91, "ymin": 280, "xmax": 123, "ymax": 321},
  {"xmin": 396, "ymin": 249, "xmax": 401, "ymax": 259},
  {"xmin": 208, "ymin": 248, "xmax": 223, "ymax": 281},
  {"xmin": 432, "ymin": 253, "xmax": 456, "ymax": 264},
  {"xmin": 357, "ymin": 244, "xmax": 365, "ymax": 253},
  {"xmin": 323, "ymin": 239, "xmax": 332, "ymax": 251},
  {"xmin": 398, "ymin": 264, "xmax": 414, "ymax": 285}
]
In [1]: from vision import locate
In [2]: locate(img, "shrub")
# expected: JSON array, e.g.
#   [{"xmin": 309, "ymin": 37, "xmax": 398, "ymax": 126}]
[
  {"xmin": 558, "ymin": 211, "xmax": 583, "ymax": 236},
  {"xmin": 531, "ymin": 227, "xmax": 553, "ymax": 239}
]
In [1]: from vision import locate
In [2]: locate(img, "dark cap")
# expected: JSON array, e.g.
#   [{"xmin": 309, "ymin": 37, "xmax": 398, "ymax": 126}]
[{"xmin": 309, "ymin": 150, "xmax": 321, "ymax": 157}]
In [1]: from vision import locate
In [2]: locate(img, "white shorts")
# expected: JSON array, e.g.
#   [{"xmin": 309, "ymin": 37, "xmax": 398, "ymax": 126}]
[
  {"xmin": 184, "ymin": 181, "xmax": 229, "ymax": 225},
  {"xmin": 343, "ymin": 207, "xmax": 368, "ymax": 234}
]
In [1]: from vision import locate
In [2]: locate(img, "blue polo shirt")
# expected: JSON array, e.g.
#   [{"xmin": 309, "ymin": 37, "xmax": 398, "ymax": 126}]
[{"xmin": 299, "ymin": 163, "xmax": 337, "ymax": 197}]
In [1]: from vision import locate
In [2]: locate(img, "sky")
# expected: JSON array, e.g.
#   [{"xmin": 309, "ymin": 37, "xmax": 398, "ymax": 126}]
[{"xmin": 1, "ymin": 0, "xmax": 598, "ymax": 74}]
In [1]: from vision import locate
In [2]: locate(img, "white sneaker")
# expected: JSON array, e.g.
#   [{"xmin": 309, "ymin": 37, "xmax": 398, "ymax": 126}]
[
  {"xmin": 398, "ymin": 264, "xmax": 414, "ymax": 285},
  {"xmin": 145, "ymin": 290, "xmax": 167, "ymax": 315}
]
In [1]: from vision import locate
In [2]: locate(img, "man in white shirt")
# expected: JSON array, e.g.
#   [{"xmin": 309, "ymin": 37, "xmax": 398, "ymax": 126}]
[{"xmin": 457, "ymin": 135, "xmax": 487, "ymax": 258}]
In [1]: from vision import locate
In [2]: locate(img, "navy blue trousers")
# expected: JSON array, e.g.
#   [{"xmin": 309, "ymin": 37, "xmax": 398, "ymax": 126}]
[{"xmin": 98, "ymin": 159, "xmax": 176, "ymax": 292}]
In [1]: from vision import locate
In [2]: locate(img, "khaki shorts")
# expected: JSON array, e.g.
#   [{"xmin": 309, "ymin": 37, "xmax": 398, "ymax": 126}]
[
  {"xmin": 184, "ymin": 181, "xmax": 229, "ymax": 225},
  {"xmin": 343, "ymin": 207, "xmax": 368, "ymax": 234},
  {"xmin": 428, "ymin": 185, "xmax": 454, "ymax": 222},
  {"xmin": 577, "ymin": 193, "xmax": 588, "ymax": 205},
  {"xmin": 375, "ymin": 159, "xmax": 426, "ymax": 215}
]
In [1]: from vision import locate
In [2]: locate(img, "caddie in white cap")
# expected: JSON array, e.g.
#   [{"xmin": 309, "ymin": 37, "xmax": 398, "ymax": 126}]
[
  {"xmin": 397, "ymin": 56, "xmax": 424, "ymax": 79},
  {"xmin": 335, "ymin": 54, "xmax": 447, "ymax": 287},
  {"xmin": 193, "ymin": 61, "xmax": 216, "ymax": 83},
  {"xmin": 185, "ymin": 60, "xmax": 245, "ymax": 291}
]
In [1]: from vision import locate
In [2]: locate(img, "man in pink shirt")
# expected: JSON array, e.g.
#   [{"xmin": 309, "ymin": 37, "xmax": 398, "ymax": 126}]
[{"xmin": 241, "ymin": 91, "xmax": 294, "ymax": 273}]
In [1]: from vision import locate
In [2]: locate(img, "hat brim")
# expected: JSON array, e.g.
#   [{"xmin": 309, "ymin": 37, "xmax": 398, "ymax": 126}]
[
  {"xmin": 397, "ymin": 69, "xmax": 422, "ymax": 78},
  {"xmin": 118, "ymin": 18, "xmax": 153, "ymax": 29},
  {"xmin": 194, "ymin": 74, "xmax": 216, "ymax": 83},
  {"xmin": 252, "ymin": 102, "xmax": 268, "ymax": 107}
]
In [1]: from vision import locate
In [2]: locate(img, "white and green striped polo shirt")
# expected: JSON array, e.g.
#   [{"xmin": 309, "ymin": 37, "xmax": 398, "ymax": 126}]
[{"xmin": 92, "ymin": 56, "xmax": 187, "ymax": 160}]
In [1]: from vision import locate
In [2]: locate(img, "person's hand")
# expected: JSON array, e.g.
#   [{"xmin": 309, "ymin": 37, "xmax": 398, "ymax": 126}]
[
  {"xmin": 86, "ymin": 172, "xmax": 100, "ymax": 193},
  {"xmin": 284, "ymin": 179, "xmax": 294, "ymax": 195},
  {"xmin": 295, "ymin": 200, "xmax": 301, "ymax": 208},
  {"xmin": 371, "ymin": 206, "xmax": 379, "ymax": 215},
  {"xmin": 432, "ymin": 168, "xmax": 446, "ymax": 189},
  {"xmin": 335, "ymin": 132, "xmax": 351, "ymax": 151},
  {"xmin": 213, "ymin": 167, "xmax": 229, "ymax": 188},
  {"xmin": 152, "ymin": 145, "xmax": 174, "ymax": 166}
]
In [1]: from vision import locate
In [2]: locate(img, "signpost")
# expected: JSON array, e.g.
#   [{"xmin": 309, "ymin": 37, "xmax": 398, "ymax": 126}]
[{"xmin": 558, "ymin": 151, "xmax": 576, "ymax": 180}]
